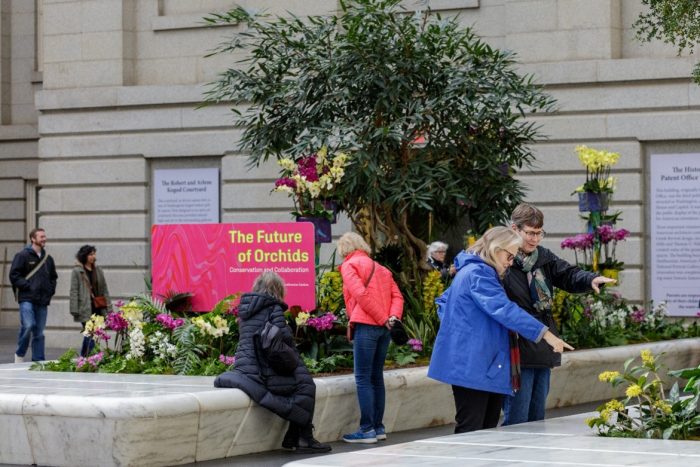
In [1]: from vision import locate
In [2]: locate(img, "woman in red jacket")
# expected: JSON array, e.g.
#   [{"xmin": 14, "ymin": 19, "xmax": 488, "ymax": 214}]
[{"xmin": 337, "ymin": 232, "xmax": 404, "ymax": 444}]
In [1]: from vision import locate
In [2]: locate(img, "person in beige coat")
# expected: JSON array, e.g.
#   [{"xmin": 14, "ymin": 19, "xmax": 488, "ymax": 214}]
[{"xmin": 69, "ymin": 245, "xmax": 111, "ymax": 356}]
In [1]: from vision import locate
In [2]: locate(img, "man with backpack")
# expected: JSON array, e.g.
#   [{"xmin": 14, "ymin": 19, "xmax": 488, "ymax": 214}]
[{"xmin": 9, "ymin": 228, "xmax": 57, "ymax": 362}]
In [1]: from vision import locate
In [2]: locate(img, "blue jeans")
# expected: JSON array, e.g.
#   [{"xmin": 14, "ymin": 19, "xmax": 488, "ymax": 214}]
[
  {"xmin": 16, "ymin": 301, "xmax": 48, "ymax": 361},
  {"xmin": 502, "ymin": 367, "xmax": 551, "ymax": 425},
  {"xmin": 80, "ymin": 322, "xmax": 96, "ymax": 357},
  {"xmin": 353, "ymin": 323, "xmax": 391, "ymax": 432}
]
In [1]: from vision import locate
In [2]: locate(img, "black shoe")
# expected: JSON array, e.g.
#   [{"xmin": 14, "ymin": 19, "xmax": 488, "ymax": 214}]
[
  {"xmin": 282, "ymin": 423, "xmax": 300, "ymax": 450},
  {"xmin": 294, "ymin": 436, "xmax": 332, "ymax": 454}
]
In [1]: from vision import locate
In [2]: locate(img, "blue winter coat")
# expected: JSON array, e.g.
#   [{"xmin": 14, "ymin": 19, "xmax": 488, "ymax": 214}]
[{"xmin": 428, "ymin": 252, "xmax": 548, "ymax": 395}]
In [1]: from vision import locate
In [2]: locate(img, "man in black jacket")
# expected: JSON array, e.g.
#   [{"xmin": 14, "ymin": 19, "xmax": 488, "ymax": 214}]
[
  {"xmin": 9, "ymin": 228, "xmax": 57, "ymax": 362},
  {"xmin": 501, "ymin": 204, "xmax": 615, "ymax": 425}
]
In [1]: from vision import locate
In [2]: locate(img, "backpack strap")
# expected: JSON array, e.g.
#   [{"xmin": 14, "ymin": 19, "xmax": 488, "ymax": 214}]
[
  {"xmin": 12, "ymin": 253, "xmax": 50, "ymax": 302},
  {"xmin": 25, "ymin": 253, "xmax": 49, "ymax": 281}
]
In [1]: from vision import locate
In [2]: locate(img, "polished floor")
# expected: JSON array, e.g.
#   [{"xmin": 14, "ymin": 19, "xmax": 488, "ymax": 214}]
[{"xmin": 283, "ymin": 414, "xmax": 700, "ymax": 467}]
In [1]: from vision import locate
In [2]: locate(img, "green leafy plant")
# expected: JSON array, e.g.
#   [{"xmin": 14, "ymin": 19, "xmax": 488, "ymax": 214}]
[
  {"xmin": 554, "ymin": 289, "xmax": 700, "ymax": 350},
  {"xmin": 587, "ymin": 350, "xmax": 700, "ymax": 440},
  {"xmin": 303, "ymin": 354, "xmax": 353, "ymax": 374},
  {"xmin": 317, "ymin": 270, "xmax": 346, "ymax": 324},
  {"xmin": 386, "ymin": 342, "xmax": 419, "ymax": 367},
  {"xmin": 203, "ymin": 0, "xmax": 555, "ymax": 285},
  {"xmin": 32, "ymin": 348, "xmax": 78, "ymax": 372}
]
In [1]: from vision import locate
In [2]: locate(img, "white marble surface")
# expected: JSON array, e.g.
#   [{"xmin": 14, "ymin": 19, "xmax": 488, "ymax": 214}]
[
  {"xmin": 0, "ymin": 338, "xmax": 698, "ymax": 466},
  {"xmin": 284, "ymin": 412, "xmax": 700, "ymax": 467}
]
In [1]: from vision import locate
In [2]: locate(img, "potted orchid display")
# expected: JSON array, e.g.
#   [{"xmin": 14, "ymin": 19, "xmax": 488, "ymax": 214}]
[
  {"xmin": 561, "ymin": 226, "xmax": 630, "ymax": 279},
  {"xmin": 560, "ymin": 233, "xmax": 596, "ymax": 269},
  {"xmin": 273, "ymin": 147, "xmax": 350, "ymax": 243},
  {"xmin": 596, "ymin": 224, "xmax": 630, "ymax": 281},
  {"xmin": 572, "ymin": 145, "xmax": 620, "ymax": 212}
]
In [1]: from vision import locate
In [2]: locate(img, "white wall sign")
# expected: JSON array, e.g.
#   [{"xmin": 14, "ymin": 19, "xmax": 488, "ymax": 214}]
[
  {"xmin": 650, "ymin": 153, "xmax": 700, "ymax": 316},
  {"xmin": 153, "ymin": 168, "xmax": 220, "ymax": 224}
]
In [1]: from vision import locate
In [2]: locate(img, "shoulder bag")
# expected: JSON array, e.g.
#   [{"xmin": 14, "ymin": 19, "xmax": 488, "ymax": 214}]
[{"xmin": 82, "ymin": 269, "xmax": 108, "ymax": 309}]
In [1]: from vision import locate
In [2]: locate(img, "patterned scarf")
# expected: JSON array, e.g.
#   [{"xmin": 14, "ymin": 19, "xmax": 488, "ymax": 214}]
[
  {"xmin": 508, "ymin": 248, "xmax": 553, "ymax": 392},
  {"xmin": 516, "ymin": 248, "xmax": 553, "ymax": 313}
]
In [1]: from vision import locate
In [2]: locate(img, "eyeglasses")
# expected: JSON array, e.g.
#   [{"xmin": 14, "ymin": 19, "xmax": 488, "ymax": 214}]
[
  {"xmin": 519, "ymin": 228, "xmax": 546, "ymax": 239},
  {"xmin": 501, "ymin": 248, "xmax": 517, "ymax": 262}
]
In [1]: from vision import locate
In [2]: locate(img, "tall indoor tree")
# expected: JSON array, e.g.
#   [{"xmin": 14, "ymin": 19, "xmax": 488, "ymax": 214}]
[
  {"xmin": 203, "ymin": 0, "xmax": 554, "ymax": 283},
  {"xmin": 634, "ymin": 0, "xmax": 700, "ymax": 84}
]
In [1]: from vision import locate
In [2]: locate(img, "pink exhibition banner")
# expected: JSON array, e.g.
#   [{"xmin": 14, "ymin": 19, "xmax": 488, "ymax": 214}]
[{"xmin": 151, "ymin": 223, "xmax": 316, "ymax": 312}]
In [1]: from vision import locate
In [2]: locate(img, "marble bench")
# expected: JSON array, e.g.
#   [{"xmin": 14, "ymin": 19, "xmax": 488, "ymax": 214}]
[{"xmin": 0, "ymin": 338, "xmax": 698, "ymax": 466}]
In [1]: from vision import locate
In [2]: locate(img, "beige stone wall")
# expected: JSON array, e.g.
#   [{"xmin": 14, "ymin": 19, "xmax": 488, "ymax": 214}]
[
  {"xmin": 0, "ymin": 0, "xmax": 40, "ymax": 328},
  {"xmin": 0, "ymin": 0, "xmax": 698, "ymax": 344}
]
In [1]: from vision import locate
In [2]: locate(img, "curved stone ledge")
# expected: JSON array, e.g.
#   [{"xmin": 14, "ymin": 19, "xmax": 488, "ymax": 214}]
[{"xmin": 0, "ymin": 338, "xmax": 697, "ymax": 466}]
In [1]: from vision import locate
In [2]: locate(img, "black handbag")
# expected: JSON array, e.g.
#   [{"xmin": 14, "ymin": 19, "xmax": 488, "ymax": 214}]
[
  {"xmin": 389, "ymin": 319, "xmax": 409, "ymax": 345},
  {"xmin": 258, "ymin": 321, "xmax": 299, "ymax": 376}
]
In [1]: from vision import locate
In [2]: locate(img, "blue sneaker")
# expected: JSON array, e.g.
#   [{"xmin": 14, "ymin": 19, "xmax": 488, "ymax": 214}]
[
  {"xmin": 342, "ymin": 429, "xmax": 377, "ymax": 444},
  {"xmin": 375, "ymin": 427, "xmax": 387, "ymax": 441}
]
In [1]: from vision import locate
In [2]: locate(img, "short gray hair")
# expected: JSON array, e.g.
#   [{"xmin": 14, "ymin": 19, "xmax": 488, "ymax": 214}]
[
  {"xmin": 252, "ymin": 271, "xmax": 286, "ymax": 301},
  {"xmin": 337, "ymin": 232, "xmax": 371, "ymax": 257},
  {"xmin": 427, "ymin": 241, "xmax": 448, "ymax": 261}
]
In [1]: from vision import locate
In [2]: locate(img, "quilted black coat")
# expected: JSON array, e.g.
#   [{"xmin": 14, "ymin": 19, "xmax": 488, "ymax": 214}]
[{"xmin": 213, "ymin": 292, "xmax": 316, "ymax": 426}]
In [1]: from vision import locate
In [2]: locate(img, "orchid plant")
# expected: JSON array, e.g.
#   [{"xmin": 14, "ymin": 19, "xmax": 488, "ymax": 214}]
[
  {"xmin": 273, "ymin": 146, "xmax": 350, "ymax": 220},
  {"xmin": 561, "ymin": 226, "xmax": 630, "ymax": 271},
  {"xmin": 572, "ymin": 145, "xmax": 621, "ymax": 194},
  {"xmin": 596, "ymin": 225, "xmax": 630, "ymax": 269}
]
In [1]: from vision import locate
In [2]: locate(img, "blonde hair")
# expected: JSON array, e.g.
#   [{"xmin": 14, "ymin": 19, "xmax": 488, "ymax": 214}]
[
  {"xmin": 337, "ymin": 232, "xmax": 371, "ymax": 257},
  {"xmin": 468, "ymin": 226, "xmax": 522, "ymax": 274},
  {"xmin": 252, "ymin": 271, "xmax": 286, "ymax": 301}
]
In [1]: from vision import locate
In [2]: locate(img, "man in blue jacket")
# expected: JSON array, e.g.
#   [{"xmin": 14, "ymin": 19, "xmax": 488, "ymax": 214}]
[
  {"xmin": 9, "ymin": 228, "xmax": 58, "ymax": 362},
  {"xmin": 502, "ymin": 204, "xmax": 615, "ymax": 425}
]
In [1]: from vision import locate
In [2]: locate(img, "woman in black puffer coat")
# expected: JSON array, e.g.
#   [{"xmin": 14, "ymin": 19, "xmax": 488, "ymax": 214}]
[{"xmin": 214, "ymin": 272, "xmax": 330, "ymax": 454}]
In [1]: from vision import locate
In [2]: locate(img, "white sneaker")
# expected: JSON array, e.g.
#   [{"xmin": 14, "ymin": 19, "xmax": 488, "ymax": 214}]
[{"xmin": 14, "ymin": 354, "xmax": 25, "ymax": 363}]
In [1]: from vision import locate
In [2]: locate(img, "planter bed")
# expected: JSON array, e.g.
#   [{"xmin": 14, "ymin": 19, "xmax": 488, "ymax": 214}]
[{"xmin": 0, "ymin": 338, "xmax": 697, "ymax": 466}]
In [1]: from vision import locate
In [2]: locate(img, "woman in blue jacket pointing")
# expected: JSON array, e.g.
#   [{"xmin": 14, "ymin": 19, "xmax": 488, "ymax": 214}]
[{"xmin": 428, "ymin": 226, "xmax": 573, "ymax": 433}]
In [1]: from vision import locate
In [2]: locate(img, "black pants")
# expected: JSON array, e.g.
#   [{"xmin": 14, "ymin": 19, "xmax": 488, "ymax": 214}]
[{"xmin": 451, "ymin": 385, "xmax": 503, "ymax": 433}]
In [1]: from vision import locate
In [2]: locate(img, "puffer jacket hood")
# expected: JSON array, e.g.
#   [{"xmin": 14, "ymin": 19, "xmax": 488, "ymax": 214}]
[{"xmin": 238, "ymin": 292, "xmax": 288, "ymax": 321}]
